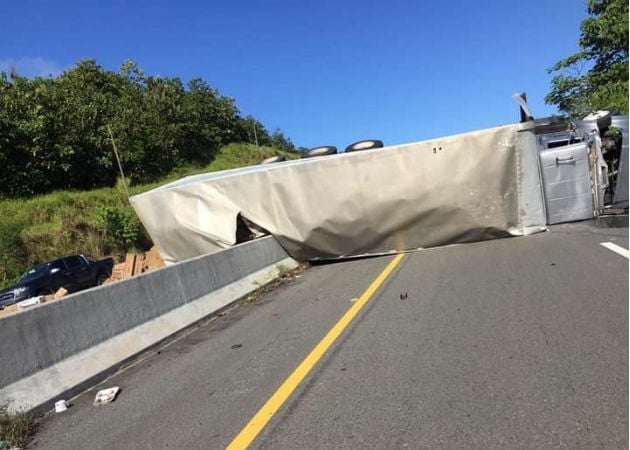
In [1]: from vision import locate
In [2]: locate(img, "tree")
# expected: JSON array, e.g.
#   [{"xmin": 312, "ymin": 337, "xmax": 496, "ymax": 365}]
[
  {"xmin": 0, "ymin": 71, "xmax": 62, "ymax": 196},
  {"xmin": 0, "ymin": 59, "xmax": 298, "ymax": 198},
  {"xmin": 269, "ymin": 128, "xmax": 295, "ymax": 152},
  {"xmin": 545, "ymin": 0, "xmax": 628, "ymax": 118},
  {"xmin": 54, "ymin": 60, "xmax": 124, "ymax": 189},
  {"xmin": 179, "ymin": 78, "xmax": 240, "ymax": 165}
]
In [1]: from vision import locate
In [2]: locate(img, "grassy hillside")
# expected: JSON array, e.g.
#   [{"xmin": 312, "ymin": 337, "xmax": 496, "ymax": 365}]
[{"xmin": 0, "ymin": 143, "xmax": 298, "ymax": 287}]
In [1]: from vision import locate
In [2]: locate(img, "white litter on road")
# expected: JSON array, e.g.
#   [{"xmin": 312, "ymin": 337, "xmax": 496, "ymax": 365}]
[
  {"xmin": 54, "ymin": 400, "xmax": 68, "ymax": 413},
  {"xmin": 94, "ymin": 387, "xmax": 120, "ymax": 406}
]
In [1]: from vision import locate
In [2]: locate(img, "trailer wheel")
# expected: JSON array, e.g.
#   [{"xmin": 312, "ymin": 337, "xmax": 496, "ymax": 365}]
[
  {"xmin": 302, "ymin": 146, "xmax": 338, "ymax": 158},
  {"xmin": 259, "ymin": 155, "xmax": 286, "ymax": 165},
  {"xmin": 345, "ymin": 139, "xmax": 384, "ymax": 153},
  {"xmin": 583, "ymin": 110, "xmax": 614, "ymax": 130}
]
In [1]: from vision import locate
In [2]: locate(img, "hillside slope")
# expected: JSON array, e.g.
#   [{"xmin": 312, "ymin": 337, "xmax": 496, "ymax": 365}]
[{"xmin": 0, "ymin": 143, "xmax": 298, "ymax": 287}]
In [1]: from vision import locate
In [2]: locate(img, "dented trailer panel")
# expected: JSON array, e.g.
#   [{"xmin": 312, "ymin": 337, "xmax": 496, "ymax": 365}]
[{"xmin": 131, "ymin": 122, "xmax": 546, "ymax": 264}]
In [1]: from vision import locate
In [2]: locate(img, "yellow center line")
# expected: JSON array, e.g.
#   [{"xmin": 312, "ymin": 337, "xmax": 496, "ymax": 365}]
[{"xmin": 225, "ymin": 253, "xmax": 405, "ymax": 450}]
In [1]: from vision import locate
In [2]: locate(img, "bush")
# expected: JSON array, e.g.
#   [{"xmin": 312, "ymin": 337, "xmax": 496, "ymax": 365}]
[
  {"xmin": 97, "ymin": 205, "xmax": 149, "ymax": 255},
  {"xmin": 0, "ymin": 401, "xmax": 37, "ymax": 449},
  {"xmin": 0, "ymin": 220, "xmax": 27, "ymax": 284}
]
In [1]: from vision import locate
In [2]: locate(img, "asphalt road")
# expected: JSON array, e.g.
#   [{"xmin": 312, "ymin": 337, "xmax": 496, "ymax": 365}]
[{"xmin": 32, "ymin": 221, "xmax": 628, "ymax": 450}]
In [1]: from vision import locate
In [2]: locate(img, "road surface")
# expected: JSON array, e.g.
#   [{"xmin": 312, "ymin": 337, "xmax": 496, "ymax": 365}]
[{"xmin": 32, "ymin": 221, "xmax": 628, "ymax": 449}]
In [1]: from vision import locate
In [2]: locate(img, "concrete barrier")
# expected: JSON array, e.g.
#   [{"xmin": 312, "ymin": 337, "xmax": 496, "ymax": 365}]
[{"xmin": 0, "ymin": 236, "xmax": 297, "ymax": 412}]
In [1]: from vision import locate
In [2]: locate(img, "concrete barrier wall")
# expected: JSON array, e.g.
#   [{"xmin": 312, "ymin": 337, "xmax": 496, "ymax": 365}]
[{"xmin": 0, "ymin": 236, "xmax": 296, "ymax": 411}]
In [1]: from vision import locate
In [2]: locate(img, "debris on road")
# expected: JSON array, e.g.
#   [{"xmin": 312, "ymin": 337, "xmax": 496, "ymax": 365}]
[
  {"xmin": 16, "ymin": 297, "xmax": 43, "ymax": 311},
  {"xmin": 94, "ymin": 387, "xmax": 120, "ymax": 406},
  {"xmin": 0, "ymin": 287, "xmax": 71, "ymax": 318},
  {"xmin": 51, "ymin": 287, "xmax": 68, "ymax": 300},
  {"xmin": 54, "ymin": 400, "xmax": 68, "ymax": 413},
  {"xmin": 231, "ymin": 344, "xmax": 242, "ymax": 350},
  {"xmin": 108, "ymin": 246, "xmax": 165, "ymax": 283},
  {"xmin": 16, "ymin": 286, "xmax": 69, "ymax": 310},
  {"xmin": 244, "ymin": 263, "xmax": 307, "ymax": 305}
]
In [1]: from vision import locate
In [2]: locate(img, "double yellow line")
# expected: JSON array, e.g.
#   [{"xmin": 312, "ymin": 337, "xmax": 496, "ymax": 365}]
[{"xmin": 226, "ymin": 253, "xmax": 405, "ymax": 450}]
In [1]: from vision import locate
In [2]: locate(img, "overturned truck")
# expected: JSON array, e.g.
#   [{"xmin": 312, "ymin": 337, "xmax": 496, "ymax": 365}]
[{"xmin": 130, "ymin": 105, "xmax": 628, "ymax": 265}]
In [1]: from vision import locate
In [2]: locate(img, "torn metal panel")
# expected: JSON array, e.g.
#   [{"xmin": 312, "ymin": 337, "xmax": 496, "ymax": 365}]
[
  {"xmin": 130, "ymin": 122, "xmax": 546, "ymax": 264},
  {"xmin": 611, "ymin": 116, "xmax": 629, "ymax": 208}
]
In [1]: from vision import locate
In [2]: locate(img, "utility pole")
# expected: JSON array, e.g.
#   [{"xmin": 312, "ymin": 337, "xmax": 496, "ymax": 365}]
[
  {"xmin": 252, "ymin": 120, "xmax": 263, "ymax": 160},
  {"xmin": 107, "ymin": 124, "xmax": 130, "ymax": 201},
  {"xmin": 253, "ymin": 120, "xmax": 259, "ymax": 147}
]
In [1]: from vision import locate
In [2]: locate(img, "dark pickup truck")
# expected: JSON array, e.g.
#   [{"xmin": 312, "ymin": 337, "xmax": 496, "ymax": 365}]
[{"xmin": 0, "ymin": 254, "xmax": 114, "ymax": 308}]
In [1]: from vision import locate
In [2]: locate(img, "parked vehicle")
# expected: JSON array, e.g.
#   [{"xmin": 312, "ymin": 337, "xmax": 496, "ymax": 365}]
[{"xmin": 0, "ymin": 254, "xmax": 114, "ymax": 308}]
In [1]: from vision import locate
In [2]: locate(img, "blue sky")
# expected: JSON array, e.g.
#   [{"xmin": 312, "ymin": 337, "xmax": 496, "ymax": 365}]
[{"xmin": 1, "ymin": 0, "xmax": 587, "ymax": 149}]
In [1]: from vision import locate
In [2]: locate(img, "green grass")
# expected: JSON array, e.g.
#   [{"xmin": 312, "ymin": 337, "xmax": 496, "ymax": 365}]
[
  {"xmin": 0, "ymin": 143, "xmax": 299, "ymax": 288},
  {"xmin": 0, "ymin": 402, "xmax": 37, "ymax": 449},
  {"xmin": 138, "ymin": 143, "xmax": 297, "ymax": 186}
]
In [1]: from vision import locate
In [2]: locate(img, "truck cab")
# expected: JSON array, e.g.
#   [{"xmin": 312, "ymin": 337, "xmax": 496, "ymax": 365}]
[{"xmin": 534, "ymin": 111, "xmax": 628, "ymax": 225}]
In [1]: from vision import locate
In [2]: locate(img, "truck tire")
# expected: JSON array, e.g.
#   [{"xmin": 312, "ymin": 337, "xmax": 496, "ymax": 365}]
[
  {"xmin": 301, "ymin": 146, "xmax": 337, "ymax": 158},
  {"xmin": 259, "ymin": 155, "xmax": 286, "ymax": 165},
  {"xmin": 97, "ymin": 274, "xmax": 109, "ymax": 285},
  {"xmin": 583, "ymin": 110, "xmax": 614, "ymax": 130},
  {"xmin": 344, "ymin": 139, "xmax": 384, "ymax": 153}
]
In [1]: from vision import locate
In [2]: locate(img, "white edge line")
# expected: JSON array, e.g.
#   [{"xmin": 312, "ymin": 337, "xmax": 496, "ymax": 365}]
[{"xmin": 600, "ymin": 242, "xmax": 630, "ymax": 259}]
